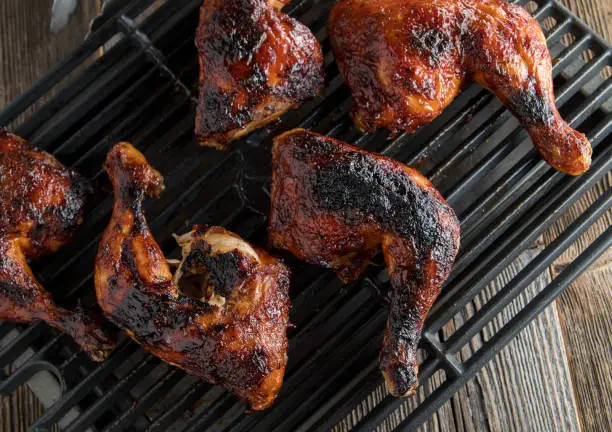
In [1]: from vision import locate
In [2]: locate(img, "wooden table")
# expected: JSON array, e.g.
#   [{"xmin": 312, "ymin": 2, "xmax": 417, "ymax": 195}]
[{"xmin": 0, "ymin": 0, "xmax": 610, "ymax": 431}]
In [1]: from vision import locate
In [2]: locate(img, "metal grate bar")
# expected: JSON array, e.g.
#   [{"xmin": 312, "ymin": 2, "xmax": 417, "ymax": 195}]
[
  {"xmin": 0, "ymin": 323, "xmax": 46, "ymax": 373},
  {"xmin": 429, "ymin": 141, "xmax": 612, "ymax": 332},
  {"xmin": 0, "ymin": 15, "xmax": 125, "ymax": 127},
  {"xmin": 15, "ymin": 41, "xmax": 133, "ymax": 140},
  {"xmin": 446, "ymin": 188, "xmax": 612, "ymax": 353},
  {"xmin": 459, "ymin": 77, "xmax": 612, "ymax": 244},
  {"xmin": 108, "ymin": 369, "xmax": 184, "ymax": 431},
  {"xmin": 64, "ymin": 356, "xmax": 160, "ymax": 432},
  {"xmin": 31, "ymin": 342, "xmax": 139, "ymax": 431},
  {"xmin": 395, "ymin": 226, "xmax": 612, "ymax": 431},
  {"xmin": 182, "ymin": 393, "xmax": 238, "ymax": 432},
  {"xmin": 146, "ymin": 382, "xmax": 211, "ymax": 432},
  {"xmin": 291, "ymin": 137, "xmax": 612, "ymax": 431}
]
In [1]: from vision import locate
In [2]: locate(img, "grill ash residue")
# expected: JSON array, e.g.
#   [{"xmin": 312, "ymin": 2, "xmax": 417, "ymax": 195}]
[{"xmin": 312, "ymin": 152, "xmax": 440, "ymax": 249}]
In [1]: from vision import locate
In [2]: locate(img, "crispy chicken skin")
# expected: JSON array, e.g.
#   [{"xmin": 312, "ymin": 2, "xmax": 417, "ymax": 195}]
[
  {"xmin": 95, "ymin": 143, "xmax": 291, "ymax": 410},
  {"xmin": 0, "ymin": 129, "xmax": 116, "ymax": 361},
  {"xmin": 268, "ymin": 129, "xmax": 460, "ymax": 397},
  {"xmin": 195, "ymin": 0, "xmax": 325, "ymax": 149},
  {"xmin": 329, "ymin": 0, "xmax": 592, "ymax": 175}
]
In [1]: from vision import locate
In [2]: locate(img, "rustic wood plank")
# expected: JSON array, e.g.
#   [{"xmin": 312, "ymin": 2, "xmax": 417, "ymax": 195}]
[
  {"xmin": 543, "ymin": 174, "xmax": 612, "ymax": 432},
  {"xmin": 0, "ymin": 1, "xmax": 98, "ymax": 431},
  {"xmin": 544, "ymin": 0, "xmax": 611, "ymax": 430},
  {"xmin": 562, "ymin": 0, "xmax": 612, "ymax": 42},
  {"xmin": 0, "ymin": 0, "xmax": 99, "ymax": 109}
]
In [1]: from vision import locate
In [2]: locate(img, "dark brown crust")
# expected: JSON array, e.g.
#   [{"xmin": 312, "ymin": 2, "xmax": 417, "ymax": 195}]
[
  {"xmin": 328, "ymin": 0, "xmax": 591, "ymax": 175},
  {"xmin": 268, "ymin": 129, "xmax": 460, "ymax": 397},
  {"xmin": 95, "ymin": 143, "xmax": 291, "ymax": 411},
  {"xmin": 0, "ymin": 129, "xmax": 90, "ymax": 253},
  {"xmin": 0, "ymin": 129, "xmax": 116, "ymax": 361},
  {"xmin": 195, "ymin": 0, "xmax": 325, "ymax": 149}
]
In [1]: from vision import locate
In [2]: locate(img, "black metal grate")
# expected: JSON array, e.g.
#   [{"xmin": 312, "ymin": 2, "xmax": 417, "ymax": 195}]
[{"xmin": 0, "ymin": 0, "xmax": 610, "ymax": 430}]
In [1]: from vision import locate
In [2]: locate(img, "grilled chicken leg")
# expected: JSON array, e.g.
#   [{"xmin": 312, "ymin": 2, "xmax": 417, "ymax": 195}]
[
  {"xmin": 329, "ymin": 0, "xmax": 592, "ymax": 175},
  {"xmin": 268, "ymin": 129, "xmax": 460, "ymax": 397},
  {"xmin": 195, "ymin": 0, "xmax": 325, "ymax": 149},
  {"xmin": 95, "ymin": 143, "xmax": 291, "ymax": 410},
  {"xmin": 0, "ymin": 130, "xmax": 115, "ymax": 361}
]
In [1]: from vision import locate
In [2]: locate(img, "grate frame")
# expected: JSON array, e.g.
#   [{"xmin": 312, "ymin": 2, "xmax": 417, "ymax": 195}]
[{"xmin": 0, "ymin": 0, "xmax": 610, "ymax": 431}]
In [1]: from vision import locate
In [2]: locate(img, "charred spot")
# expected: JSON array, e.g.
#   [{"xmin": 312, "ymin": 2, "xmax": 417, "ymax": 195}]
[
  {"xmin": 105, "ymin": 275, "xmax": 119, "ymax": 292},
  {"xmin": 244, "ymin": 64, "xmax": 267, "ymax": 91},
  {"xmin": 289, "ymin": 133, "xmax": 335, "ymax": 159},
  {"xmin": 68, "ymin": 170, "xmax": 93, "ymax": 198},
  {"xmin": 411, "ymin": 28, "xmax": 453, "ymax": 66},
  {"xmin": 507, "ymin": 86, "xmax": 554, "ymax": 126},
  {"xmin": 205, "ymin": 252, "xmax": 244, "ymax": 298},
  {"xmin": 206, "ymin": 0, "xmax": 265, "ymax": 64},
  {"xmin": 198, "ymin": 88, "xmax": 240, "ymax": 134},
  {"xmin": 310, "ymin": 151, "xmax": 441, "ymax": 250},
  {"xmin": 0, "ymin": 279, "xmax": 34, "ymax": 307},
  {"xmin": 180, "ymin": 240, "xmax": 255, "ymax": 299}
]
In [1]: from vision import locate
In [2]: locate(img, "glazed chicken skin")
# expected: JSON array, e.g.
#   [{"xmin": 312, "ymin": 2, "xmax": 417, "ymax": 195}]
[
  {"xmin": 329, "ymin": 0, "xmax": 592, "ymax": 175},
  {"xmin": 95, "ymin": 143, "xmax": 291, "ymax": 411},
  {"xmin": 195, "ymin": 0, "xmax": 325, "ymax": 149},
  {"xmin": 268, "ymin": 129, "xmax": 460, "ymax": 397},
  {"xmin": 0, "ymin": 130, "xmax": 116, "ymax": 361}
]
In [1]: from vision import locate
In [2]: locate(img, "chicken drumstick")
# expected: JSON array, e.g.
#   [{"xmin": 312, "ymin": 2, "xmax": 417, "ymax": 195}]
[
  {"xmin": 329, "ymin": 0, "xmax": 592, "ymax": 175},
  {"xmin": 95, "ymin": 143, "xmax": 291, "ymax": 410},
  {"xmin": 268, "ymin": 129, "xmax": 460, "ymax": 397},
  {"xmin": 0, "ymin": 130, "xmax": 115, "ymax": 361}
]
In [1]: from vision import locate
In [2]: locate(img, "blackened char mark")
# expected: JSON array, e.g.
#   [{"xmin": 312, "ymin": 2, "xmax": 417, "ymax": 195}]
[
  {"xmin": 112, "ymin": 282, "xmax": 211, "ymax": 346},
  {"xmin": 411, "ymin": 28, "xmax": 454, "ymax": 66},
  {"xmin": 205, "ymin": 0, "xmax": 264, "ymax": 64},
  {"xmin": 507, "ymin": 85, "xmax": 554, "ymax": 126},
  {"xmin": 181, "ymin": 239, "xmax": 255, "ymax": 299},
  {"xmin": 0, "ymin": 279, "xmax": 34, "ymax": 308},
  {"xmin": 310, "ymin": 150, "xmax": 441, "ymax": 250}
]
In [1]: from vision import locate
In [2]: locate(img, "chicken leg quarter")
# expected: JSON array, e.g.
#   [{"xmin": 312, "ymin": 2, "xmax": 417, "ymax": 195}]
[
  {"xmin": 268, "ymin": 129, "xmax": 460, "ymax": 397},
  {"xmin": 329, "ymin": 0, "xmax": 592, "ymax": 175},
  {"xmin": 195, "ymin": 0, "xmax": 325, "ymax": 149},
  {"xmin": 0, "ymin": 130, "xmax": 115, "ymax": 361},
  {"xmin": 95, "ymin": 143, "xmax": 291, "ymax": 410}
]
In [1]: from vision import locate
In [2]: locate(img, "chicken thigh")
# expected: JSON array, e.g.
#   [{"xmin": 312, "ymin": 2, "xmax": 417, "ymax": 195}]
[
  {"xmin": 268, "ymin": 129, "xmax": 460, "ymax": 397},
  {"xmin": 195, "ymin": 0, "xmax": 325, "ymax": 149},
  {"xmin": 329, "ymin": 0, "xmax": 592, "ymax": 175},
  {"xmin": 95, "ymin": 142, "xmax": 291, "ymax": 410},
  {"xmin": 0, "ymin": 129, "xmax": 115, "ymax": 361}
]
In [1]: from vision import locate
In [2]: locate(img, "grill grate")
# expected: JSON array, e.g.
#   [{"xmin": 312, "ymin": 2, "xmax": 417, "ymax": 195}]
[{"xmin": 0, "ymin": 0, "xmax": 610, "ymax": 431}]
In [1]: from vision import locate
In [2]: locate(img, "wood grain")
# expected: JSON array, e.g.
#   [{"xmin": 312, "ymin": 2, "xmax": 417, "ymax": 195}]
[
  {"xmin": 544, "ymin": 174, "xmax": 612, "ymax": 432},
  {"xmin": 334, "ymin": 248, "xmax": 581, "ymax": 432},
  {"xmin": 545, "ymin": 1, "xmax": 611, "ymax": 430}
]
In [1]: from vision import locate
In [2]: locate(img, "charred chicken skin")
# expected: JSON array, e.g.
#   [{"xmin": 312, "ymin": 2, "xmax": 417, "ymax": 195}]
[
  {"xmin": 268, "ymin": 129, "xmax": 460, "ymax": 397},
  {"xmin": 329, "ymin": 0, "xmax": 592, "ymax": 175},
  {"xmin": 95, "ymin": 143, "xmax": 291, "ymax": 410},
  {"xmin": 0, "ymin": 129, "xmax": 115, "ymax": 361},
  {"xmin": 195, "ymin": 0, "xmax": 325, "ymax": 149}
]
